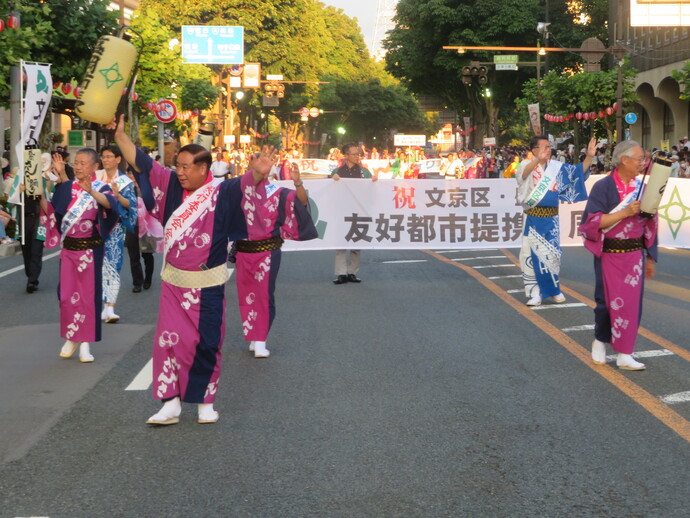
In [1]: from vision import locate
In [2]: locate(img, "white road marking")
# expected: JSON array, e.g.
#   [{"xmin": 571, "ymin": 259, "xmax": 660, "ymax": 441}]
[
  {"xmin": 452, "ymin": 255, "xmax": 506, "ymax": 261},
  {"xmin": 660, "ymin": 391, "xmax": 690, "ymax": 405},
  {"xmin": 0, "ymin": 251, "xmax": 59, "ymax": 279},
  {"xmin": 562, "ymin": 324, "xmax": 596, "ymax": 332},
  {"xmin": 471, "ymin": 264, "xmax": 517, "ymax": 269},
  {"xmin": 433, "ymin": 249, "xmax": 498, "ymax": 254},
  {"xmin": 605, "ymin": 349, "xmax": 675, "ymax": 361},
  {"xmin": 125, "ymin": 359, "xmax": 153, "ymax": 391},
  {"xmin": 507, "ymin": 289, "xmax": 523, "ymax": 294},
  {"xmin": 532, "ymin": 303, "xmax": 587, "ymax": 310},
  {"xmin": 382, "ymin": 260, "xmax": 428, "ymax": 264},
  {"xmin": 488, "ymin": 274, "xmax": 522, "ymax": 279}
]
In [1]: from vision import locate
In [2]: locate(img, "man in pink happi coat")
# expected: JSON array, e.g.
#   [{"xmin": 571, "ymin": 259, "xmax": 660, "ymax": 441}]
[
  {"xmin": 40, "ymin": 149, "xmax": 119, "ymax": 363},
  {"xmin": 579, "ymin": 140, "xmax": 658, "ymax": 371},
  {"xmin": 112, "ymin": 116, "xmax": 316, "ymax": 425},
  {"xmin": 231, "ymin": 159, "xmax": 315, "ymax": 358}
]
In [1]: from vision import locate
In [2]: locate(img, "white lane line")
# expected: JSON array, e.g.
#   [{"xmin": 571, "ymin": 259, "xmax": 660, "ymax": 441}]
[
  {"xmin": 125, "ymin": 359, "xmax": 153, "ymax": 391},
  {"xmin": 470, "ymin": 264, "xmax": 517, "ymax": 269},
  {"xmin": 507, "ymin": 289, "xmax": 523, "ymax": 294},
  {"xmin": 382, "ymin": 260, "xmax": 428, "ymax": 264},
  {"xmin": 0, "ymin": 251, "xmax": 60, "ymax": 279},
  {"xmin": 452, "ymin": 256, "xmax": 506, "ymax": 261},
  {"xmin": 488, "ymin": 274, "xmax": 522, "ymax": 279},
  {"xmin": 563, "ymin": 324, "xmax": 596, "ymax": 332},
  {"xmin": 605, "ymin": 349, "xmax": 675, "ymax": 362},
  {"xmin": 433, "ymin": 249, "xmax": 498, "ymax": 254},
  {"xmin": 532, "ymin": 303, "xmax": 587, "ymax": 310},
  {"xmin": 660, "ymin": 391, "xmax": 690, "ymax": 405}
]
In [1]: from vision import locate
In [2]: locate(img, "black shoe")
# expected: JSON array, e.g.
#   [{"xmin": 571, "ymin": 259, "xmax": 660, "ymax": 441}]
[
  {"xmin": 26, "ymin": 282, "xmax": 38, "ymax": 293},
  {"xmin": 346, "ymin": 274, "xmax": 361, "ymax": 283},
  {"xmin": 333, "ymin": 274, "xmax": 349, "ymax": 285},
  {"xmin": 132, "ymin": 285, "xmax": 142, "ymax": 293},
  {"xmin": 143, "ymin": 280, "xmax": 152, "ymax": 290}
]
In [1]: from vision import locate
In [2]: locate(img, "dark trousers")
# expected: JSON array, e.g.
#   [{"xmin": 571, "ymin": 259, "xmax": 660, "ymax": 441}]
[
  {"xmin": 125, "ymin": 229, "xmax": 153, "ymax": 287},
  {"xmin": 21, "ymin": 200, "xmax": 44, "ymax": 285},
  {"xmin": 593, "ymin": 257, "xmax": 612, "ymax": 343}
]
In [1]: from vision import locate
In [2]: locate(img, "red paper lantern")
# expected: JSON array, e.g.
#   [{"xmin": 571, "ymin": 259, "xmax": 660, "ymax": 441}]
[
  {"xmin": 8, "ymin": 12, "xmax": 20, "ymax": 29},
  {"xmin": 0, "ymin": 19, "xmax": 5, "ymax": 32},
  {"xmin": 544, "ymin": 114, "xmax": 549, "ymax": 120},
  {"xmin": 589, "ymin": 112, "xmax": 596, "ymax": 120},
  {"xmin": 131, "ymin": 92, "xmax": 138, "ymax": 102},
  {"xmin": 583, "ymin": 112, "xmax": 590, "ymax": 120},
  {"xmin": 61, "ymin": 83, "xmax": 72, "ymax": 95},
  {"xmin": 53, "ymin": 81, "xmax": 61, "ymax": 89},
  {"xmin": 613, "ymin": 102, "xmax": 619, "ymax": 111},
  {"xmin": 575, "ymin": 112, "xmax": 583, "ymax": 120},
  {"xmin": 606, "ymin": 106, "xmax": 614, "ymax": 116},
  {"xmin": 73, "ymin": 87, "xmax": 80, "ymax": 98}
]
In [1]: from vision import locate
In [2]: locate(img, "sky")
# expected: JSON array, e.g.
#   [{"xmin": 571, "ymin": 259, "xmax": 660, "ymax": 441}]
[{"xmin": 323, "ymin": 0, "xmax": 380, "ymax": 53}]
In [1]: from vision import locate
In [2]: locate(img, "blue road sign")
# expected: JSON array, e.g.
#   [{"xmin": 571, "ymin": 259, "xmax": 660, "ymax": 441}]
[
  {"xmin": 625, "ymin": 112, "xmax": 638, "ymax": 125},
  {"xmin": 181, "ymin": 26, "xmax": 244, "ymax": 65}
]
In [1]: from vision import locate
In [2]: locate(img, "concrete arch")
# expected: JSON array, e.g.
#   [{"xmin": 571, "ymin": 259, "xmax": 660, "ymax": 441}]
[
  {"xmin": 656, "ymin": 76, "xmax": 688, "ymax": 142},
  {"xmin": 634, "ymin": 82, "xmax": 667, "ymax": 147}
]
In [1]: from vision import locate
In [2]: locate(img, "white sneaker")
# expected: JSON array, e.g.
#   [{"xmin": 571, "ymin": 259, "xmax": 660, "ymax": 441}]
[
  {"xmin": 147, "ymin": 397, "xmax": 181, "ymax": 425},
  {"xmin": 101, "ymin": 307, "xmax": 108, "ymax": 321},
  {"xmin": 551, "ymin": 293, "xmax": 566, "ymax": 303},
  {"xmin": 526, "ymin": 295, "xmax": 542, "ymax": 306},
  {"xmin": 79, "ymin": 342, "xmax": 94, "ymax": 363},
  {"xmin": 198, "ymin": 403, "xmax": 219, "ymax": 424},
  {"xmin": 249, "ymin": 341, "xmax": 255, "ymax": 352},
  {"xmin": 616, "ymin": 353, "xmax": 646, "ymax": 371},
  {"xmin": 253, "ymin": 341, "xmax": 270, "ymax": 358},
  {"xmin": 59, "ymin": 340, "xmax": 79, "ymax": 358},
  {"xmin": 591, "ymin": 339, "xmax": 607, "ymax": 365}
]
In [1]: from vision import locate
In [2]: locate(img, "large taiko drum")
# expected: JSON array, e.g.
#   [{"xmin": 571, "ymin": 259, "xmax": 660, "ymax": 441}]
[
  {"xmin": 640, "ymin": 155, "xmax": 672, "ymax": 216},
  {"xmin": 75, "ymin": 35, "xmax": 137, "ymax": 125}
]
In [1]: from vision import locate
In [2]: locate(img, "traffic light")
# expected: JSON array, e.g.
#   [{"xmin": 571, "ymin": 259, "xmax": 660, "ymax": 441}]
[
  {"xmin": 263, "ymin": 82, "xmax": 285, "ymax": 98},
  {"xmin": 461, "ymin": 62, "xmax": 488, "ymax": 86}
]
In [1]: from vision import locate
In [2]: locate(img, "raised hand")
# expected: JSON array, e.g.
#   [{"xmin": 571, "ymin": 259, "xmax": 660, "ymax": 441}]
[{"xmin": 250, "ymin": 146, "xmax": 278, "ymax": 184}]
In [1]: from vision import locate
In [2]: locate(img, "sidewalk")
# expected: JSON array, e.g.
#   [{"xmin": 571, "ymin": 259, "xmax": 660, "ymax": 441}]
[{"xmin": 0, "ymin": 240, "xmax": 21, "ymax": 258}]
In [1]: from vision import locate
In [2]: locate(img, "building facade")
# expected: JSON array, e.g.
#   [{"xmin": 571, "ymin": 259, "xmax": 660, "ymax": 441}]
[{"xmin": 614, "ymin": 1, "xmax": 690, "ymax": 150}]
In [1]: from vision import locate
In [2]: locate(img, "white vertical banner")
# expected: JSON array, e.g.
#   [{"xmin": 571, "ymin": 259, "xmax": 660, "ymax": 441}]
[
  {"xmin": 9, "ymin": 62, "xmax": 52, "ymax": 205},
  {"xmin": 528, "ymin": 103, "xmax": 542, "ymax": 135}
]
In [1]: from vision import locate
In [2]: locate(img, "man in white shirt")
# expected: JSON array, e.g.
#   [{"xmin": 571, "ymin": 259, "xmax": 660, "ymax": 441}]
[{"xmin": 210, "ymin": 152, "xmax": 230, "ymax": 179}]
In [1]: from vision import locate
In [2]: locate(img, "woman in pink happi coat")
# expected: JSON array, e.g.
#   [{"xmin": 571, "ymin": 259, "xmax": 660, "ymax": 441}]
[
  {"xmin": 579, "ymin": 141, "xmax": 658, "ymax": 371},
  {"xmin": 231, "ymin": 160, "xmax": 316, "ymax": 357},
  {"xmin": 40, "ymin": 149, "xmax": 119, "ymax": 363}
]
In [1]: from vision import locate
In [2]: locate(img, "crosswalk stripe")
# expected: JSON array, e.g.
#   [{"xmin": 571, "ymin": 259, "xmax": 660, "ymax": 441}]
[
  {"xmin": 125, "ymin": 359, "xmax": 153, "ymax": 391},
  {"xmin": 660, "ymin": 391, "xmax": 690, "ymax": 405}
]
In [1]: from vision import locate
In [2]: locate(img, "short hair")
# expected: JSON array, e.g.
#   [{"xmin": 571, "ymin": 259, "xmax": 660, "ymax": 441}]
[
  {"xmin": 529, "ymin": 135, "xmax": 549, "ymax": 150},
  {"xmin": 75, "ymin": 148, "xmax": 99, "ymax": 165},
  {"xmin": 100, "ymin": 145, "xmax": 122, "ymax": 158},
  {"xmin": 611, "ymin": 140, "xmax": 641, "ymax": 166},
  {"xmin": 341, "ymin": 142, "xmax": 359, "ymax": 155},
  {"xmin": 178, "ymin": 144, "xmax": 212, "ymax": 170}
]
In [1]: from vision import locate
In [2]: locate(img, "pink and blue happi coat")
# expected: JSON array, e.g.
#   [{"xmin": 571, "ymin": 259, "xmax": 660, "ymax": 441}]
[
  {"xmin": 579, "ymin": 173, "xmax": 658, "ymax": 354},
  {"xmin": 41, "ymin": 180, "xmax": 118, "ymax": 343},
  {"xmin": 233, "ymin": 176, "xmax": 317, "ymax": 343}
]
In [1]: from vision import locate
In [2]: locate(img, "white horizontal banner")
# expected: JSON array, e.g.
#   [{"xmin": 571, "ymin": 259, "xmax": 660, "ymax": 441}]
[
  {"xmin": 296, "ymin": 158, "xmax": 396, "ymax": 179},
  {"xmin": 278, "ymin": 178, "xmax": 690, "ymax": 251}
]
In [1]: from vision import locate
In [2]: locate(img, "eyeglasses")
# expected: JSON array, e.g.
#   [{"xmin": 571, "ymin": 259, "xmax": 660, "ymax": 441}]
[
  {"xmin": 347, "ymin": 152, "xmax": 363, "ymax": 156},
  {"xmin": 626, "ymin": 155, "xmax": 645, "ymax": 162}
]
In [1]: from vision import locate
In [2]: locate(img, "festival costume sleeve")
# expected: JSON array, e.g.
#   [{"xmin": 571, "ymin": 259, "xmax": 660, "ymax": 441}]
[
  {"xmin": 579, "ymin": 176, "xmax": 616, "ymax": 258},
  {"xmin": 134, "ymin": 148, "xmax": 172, "ymax": 221},
  {"xmin": 278, "ymin": 188, "xmax": 318, "ymax": 241},
  {"xmin": 114, "ymin": 179, "xmax": 138, "ymax": 233},
  {"xmin": 95, "ymin": 183, "xmax": 119, "ymax": 240},
  {"xmin": 644, "ymin": 217, "xmax": 659, "ymax": 262},
  {"xmin": 361, "ymin": 167, "xmax": 372, "ymax": 178},
  {"xmin": 557, "ymin": 162, "xmax": 589, "ymax": 203}
]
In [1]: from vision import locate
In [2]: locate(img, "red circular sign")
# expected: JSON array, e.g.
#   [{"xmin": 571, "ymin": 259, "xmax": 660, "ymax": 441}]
[
  {"xmin": 155, "ymin": 100, "xmax": 177, "ymax": 123},
  {"xmin": 299, "ymin": 107, "xmax": 309, "ymax": 117}
]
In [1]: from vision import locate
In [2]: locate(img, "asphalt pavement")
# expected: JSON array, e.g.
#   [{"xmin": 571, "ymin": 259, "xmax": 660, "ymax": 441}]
[{"xmin": 0, "ymin": 247, "xmax": 688, "ymax": 517}]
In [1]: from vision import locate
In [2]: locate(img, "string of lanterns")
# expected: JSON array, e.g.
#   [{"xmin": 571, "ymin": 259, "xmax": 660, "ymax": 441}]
[
  {"xmin": 0, "ymin": 11, "xmax": 20, "ymax": 32},
  {"xmin": 544, "ymin": 103, "xmax": 620, "ymax": 123}
]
